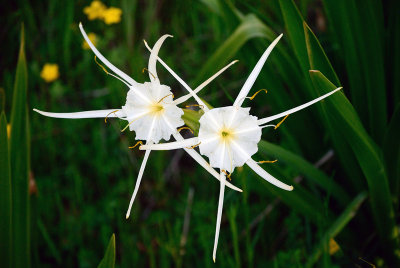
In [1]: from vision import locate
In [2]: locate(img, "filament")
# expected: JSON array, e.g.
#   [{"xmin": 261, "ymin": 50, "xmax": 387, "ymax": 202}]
[
  {"xmin": 221, "ymin": 170, "xmax": 232, "ymax": 181},
  {"xmin": 158, "ymin": 93, "xmax": 174, "ymax": 103},
  {"xmin": 258, "ymin": 159, "xmax": 278, "ymax": 164},
  {"xmin": 248, "ymin": 89, "xmax": 268, "ymax": 100},
  {"xmin": 186, "ymin": 142, "xmax": 201, "ymax": 149},
  {"xmin": 142, "ymin": 68, "xmax": 157, "ymax": 80},
  {"xmin": 185, "ymin": 104, "xmax": 204, "ymax": 109}
]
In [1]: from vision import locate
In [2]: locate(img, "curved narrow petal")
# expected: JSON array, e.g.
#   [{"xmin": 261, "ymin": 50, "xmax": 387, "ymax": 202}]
[
  {"xmin": 143, "ymin": 40, "xmax": 209, "ymax": 112},
  {"xmin": 33, "ymin": 108, "xmax": 126, "ymax": 119},
  {"xmin": 213, "ymin": 172, "xmax": 226, "ymax": 263},
  {"xmin": 148, "ymin": 35, "xmax": 173, "ymax": 83},
  {"xmin": 233, "ymin": 34, "xmax": 283, "ymax": 107},
  {"xmin": 173, "ymin": 60, "xmax": 238, "ymax": 105},
  {"xmin": 126, "ymin": 147, "xmax": 152, "ymax": 219},
  {"xmin": 162, "ymin": 115, "xmax": 242, "ymax": 192},
  {"xmin": 257, "ymin": 87, "xmax": 342, "ymax": 125},
  {"xmin": 140, "ymin": 137, "xmax": 199, "ymax": 150},
  {"xmin": 79, "ymin": 23, "xmax": 138, "ymax": 87},
  {"xmin": 246, "ymin": 158, "xmax": 293, "ymax": 191}
]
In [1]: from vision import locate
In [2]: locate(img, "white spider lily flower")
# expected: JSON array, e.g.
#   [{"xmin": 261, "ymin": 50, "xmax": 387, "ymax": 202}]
[
  {"xmin": 34, "ymin": 23, "xmax": 242, "ymax": 220},
  {"xmin": 141, "ymin": 33, "xmax": 342, "ymax": 261}
]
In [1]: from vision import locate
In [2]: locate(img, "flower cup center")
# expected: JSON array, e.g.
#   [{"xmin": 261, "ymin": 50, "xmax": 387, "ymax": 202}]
[
  {"xmin": 150, "ymin": 103, "xmax": 164, "ymax": 114},
  {"xmin": 219, "ymin": 128, "xmax": 235, "ymax": 142}
]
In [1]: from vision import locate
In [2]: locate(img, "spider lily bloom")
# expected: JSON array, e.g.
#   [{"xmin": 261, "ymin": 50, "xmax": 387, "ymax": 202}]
[
  {"xmin": 141, "ymin": 33, "xmax": 342, "ymax": 261},
  {"xmin": 33, "ymin": 23, "xmax": 242, "ymax": 219}
]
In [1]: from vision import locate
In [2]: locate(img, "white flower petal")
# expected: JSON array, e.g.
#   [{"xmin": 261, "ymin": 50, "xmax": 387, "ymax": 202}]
[
  {"xmin": 139, "ymin": 137, "xmax": 199, "ymax": 150},
  {"xmin": 233, "ymin": 34, "xmax": 283, "ymax": 107},
  {"xmin": 126, "ymin": 147, "xmax": 152, "ymax": 219},
  {"xmin": 79, "ymin": 23, "xmax": 138, "ymax": 87},
  {"xmin": 173, "ymin": 60, "xmax": 238, "ymax": 105},
  {"xmin": 33, "ymin": 108, "xmax": 126, "ymax": 119},
  {"xmin": 246, "ymin": 158, "xmax": 293, "ymax": 191},
  {"xmin": 213, "ymin": 172, "xmax": 226, "ymax": 263},
  {"xmin": 148, "ymin": 34, "xmax": 172, "ymax": 83},
  {"xmin": 257, "ymin": 87, "xmax": 342, "ymax": 125},
  {"xmin": 143, "ymin": 40, "xmax": 209, "ymax": 112}
]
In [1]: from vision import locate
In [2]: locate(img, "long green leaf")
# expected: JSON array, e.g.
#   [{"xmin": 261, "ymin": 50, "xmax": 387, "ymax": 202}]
[
  {"xmin": 193, "ymin": 14, "xmax": 276, "ymax": 85},
  {"xmin": 259, "ymin": 140, "xmax": 350, "ymax": 206},
  {"xmin": 0, "ymin": 112, "xmax": 12, "ymax": 268},
  {"xmin": 306, "ymin": 192, "xmax": 368, "ymax": 267},
  {"xmin": 309, "ymin": 70, "xmax": 399, "ymax": 262},
  {"xmin": 98, "ymin": 234, "xmax": 116, "ymax": 268},
  {"xmin": 383, "ymin": 104, "xmax": 400, "ymax": 201},
  {"xmin": 9, "ymin": 25, "xmax": 30, "ymax": 268},
  {"xmin": 279, "ymin": 0, "xmax": 365, "ymax": 191}
]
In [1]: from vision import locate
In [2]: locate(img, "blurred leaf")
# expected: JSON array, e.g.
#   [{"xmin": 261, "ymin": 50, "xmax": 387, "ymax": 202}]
[
  {"xmin": 193, "ymin": 14, "xmax": 276, "ymax": 85},
  {"xmin": 306, "ymin": 192, "xmax": 368, "ymax": 267},
  {"xmin": 9, "ymin": 24, "xmax": 30, "ymax": 268},
  {"xmin": 303, "ymin": 22, "xmax": 340, "ymax": 87},
  {"xmin": 383, "ymin": 104, "xmax": 400, "ymax": 201},
  {"xmin": 182, "ymin": 108, "xmax": 202, "ymax": 135},
  {"xmin": 0, "ymin": 112, "xmax": 12, "ymax": 268},
  {"xmin": 309, "ymin": 70, "xmax": 399, "ymax": 260},
  {"xmin": 323, "ymin": 0, "xmax": 387, "ymax": 143},
  {"xmin": 0, "ymin": 88, "xmax": 5, "ymax": 112},
  {"xmin": 98, "ymin": 234, "xmax": 116, "ymax": 268},
  {"xmin": 259, "ymin": 141, "xmax": 350, "ymax": 206}
]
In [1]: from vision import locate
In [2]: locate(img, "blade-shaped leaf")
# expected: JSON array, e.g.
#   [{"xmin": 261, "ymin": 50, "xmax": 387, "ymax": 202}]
[
  {"xmin": 9, "ymin": 25, "xmax": 30, "ymax": 268},
  {"xmin": 0, "ymin": 112, "xmax": 12, "ymax": 268},
  {"xmin": 306, "ymin": 192, "xmax": 368, "ymax": 267},
  {"xmin": 97, "ymin": 234, "xmax": 116, "ymax": 268},
  {"xmin": 309, "ymin": 70, "xmax": 399, "ymax": 261}
]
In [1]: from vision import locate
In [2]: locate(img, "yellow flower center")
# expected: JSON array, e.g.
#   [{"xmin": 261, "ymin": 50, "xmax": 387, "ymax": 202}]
[
  {"xmin": 150, "ymin": 103, "xmax": 164, "ymax": 115},
  {"xmin": 219, "ymin": 128, "xmax": 235, "ymax": 142}
]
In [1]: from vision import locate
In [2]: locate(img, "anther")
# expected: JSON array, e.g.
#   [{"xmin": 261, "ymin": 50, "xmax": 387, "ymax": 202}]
[
  {"xmin": 186, "ymin": 142, "xmax": 201, "ymax": 149},
  {"xmin": 185, "ymin": 104, "xmax": 204, "ymax": 109},
  {"xmin": 221, "ymin": 170, "xmax": 232, "ymax": 181},
  {"xmin": 94, "ymin": 56, "xmax": 109, "ymax": 74},
  {"xmin": 248, "ymin": 89, "xmax": 268, "ymax": 100},
  {"xmin": 129, "ymin": 141, "xmax": 143, "ymax": 149},
  {"xmin": 177, "ymin": 126, "xmax": 194, "ymax": 134},
  {"xmin": 258, "ymin": 159, "xmax": 278, "ymax": 164},
  {"xmin": 105, "ymin": 110, "xmax": 120, "ymax": 123},
  {"xmin": 274, "ymin": 114, "xmax": 289, "ymax": 129},
  {"xmin": 142, "ymin": 68, "xmax": 157, "ymax": 80}
]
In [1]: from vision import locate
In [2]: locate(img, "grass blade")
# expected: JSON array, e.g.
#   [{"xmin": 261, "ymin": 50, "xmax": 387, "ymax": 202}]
[
  {"xmin": 9, "ymin": 25, "xmax": 30, "ymax": 268},
  {"xmin": 306, "ymin": 192, "xmax": 368, "ymax": 267},
  {"xmin": 98, "ymin": 234, "xmax": 116, "ymax": 268},
  {"xmin": 0, "ymin": 112, "xmax": 12, "ymax": 268},
  {"xmin": 309, "ymin": 70, "xmax": 399, "ymax": 262}
]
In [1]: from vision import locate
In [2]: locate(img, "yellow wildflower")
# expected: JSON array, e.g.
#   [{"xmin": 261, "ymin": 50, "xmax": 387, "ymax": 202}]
[
  {"xmin": 83, "ymin": 1, "xmax": 106, "ymax": 20},
  {"xmin": 82, "ymin": 32, "xmax": 97, "ymax": 49},
  {"xmin": 40, "ymin": 64, "xmax": 59, "ymax": 83},
  {"xmin": 102, "ymin": 7, "xmax": 122, "ymax": 24}
]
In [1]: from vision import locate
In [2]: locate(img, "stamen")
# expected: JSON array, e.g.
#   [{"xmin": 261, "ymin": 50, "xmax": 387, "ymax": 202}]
[
  {"xmin": 221, "ymin": 170, "xmax": 232, "ymax": 181},
  {"xmin": 177, "ymin": 126, "xmax": 194, "ymax": 134},
  {"xmin": 142, "ymin": 68, "xmax": 157, "ymax": 80},
  {"xmin": 129, "ymin": 141, "xmax": 143, "ymax": 149},
  {"xmin": 104, "ymin": 110, "xmax": 120, "ymax": 123},
  {"xmin": 94, "ymin": 56, "xmax": 109, "ymax": 74},
  {"xmin": 185, "ymin": 104, "xmax": 204, "ymax": 109},
  {"xmin": 274, "ymin": 114, "xmax": 289, "ymax": 129},
  {"xmin": 248, "ymin": 89, "xmax": 268, "ymax": 100},
  {"xmin": 258, "ymin": 159, "xmax": 278, "ymax": 164},
  {"xmin": 186, "ymin": 142, "xmax": 201, "ymax": 149},
  {"xmin": 158, "ymin": 93, "xmax": 174, "ymax": 103}
]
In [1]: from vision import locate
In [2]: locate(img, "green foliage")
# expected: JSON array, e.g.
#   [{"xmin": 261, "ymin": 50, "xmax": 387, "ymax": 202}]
[
  {"xmin": 98, "ymin": 234, "xmax": 116, "ymax": 268},
  {"xmin": 1, "ymin": 0, "xmax": 399, "ymax": 267}
]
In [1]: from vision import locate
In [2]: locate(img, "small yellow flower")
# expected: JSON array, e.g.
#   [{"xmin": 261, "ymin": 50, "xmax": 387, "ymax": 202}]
[
  {"xmin": 102, "ymin": 7, "xmax": 122, "ymax": 24},
  {"xmin": 83, "ymin": 0, "xmax": 106, "ymax": 20},
  {"xmin": 40, "ymin": 64, "xmax": 59, "ymax": 83},
  {"xmin": 82, "ymin": 32, "xmax": 97, "ymax": 49},
  {"xmin": 7, "ymin": 124, "xmax": 11, "ymax": 138}
]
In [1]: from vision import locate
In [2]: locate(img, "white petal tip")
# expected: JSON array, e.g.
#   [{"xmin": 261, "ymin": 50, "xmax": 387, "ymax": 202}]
[
  {"xmin": 233, "ymin": 60, "xmax": 239, "ymax": 64},
  {"xmin": 288, "ymin": 185, "xmax": 294, "ymax": 191},
  {"xmin": 79, "ymin": 22, "xmax": 83, "ymax": 27},
  {"xmin": 125, "ymin": 215, "xmax": 129, "ymax": 219},
  {"xmin": 33, "ymin": 108, "xmax": 39, "ymax": 112},
  {"xmin": 213, "ymin": 257, "xmax": 216, "ymax": 263},
  {"xmin": 278, "ymin": 33, "xmax": 283, "ymax": 38}
]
